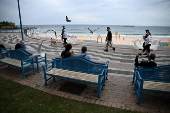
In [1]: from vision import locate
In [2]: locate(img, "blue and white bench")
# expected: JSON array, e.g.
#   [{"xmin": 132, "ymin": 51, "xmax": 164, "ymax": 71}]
[
  {"xmin": 19, "ymin": 49, "xmax": 47, "ymax": 73},
  {"xmin": 0, "ymin": 49, "xmax": 35, "ymax": 79},
  {"xmin": 43, "ymin": 57, "xmax": 109, "ymax": 97},
  {"xmin": 133, "ymin": 65, "xmax": 170, "ymax": 104}
]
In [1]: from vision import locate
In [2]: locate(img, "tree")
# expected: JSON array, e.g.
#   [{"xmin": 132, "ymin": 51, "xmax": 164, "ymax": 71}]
[{"xmin": 0, "ymin": 21, "xmax": 18, "ymax": 29}]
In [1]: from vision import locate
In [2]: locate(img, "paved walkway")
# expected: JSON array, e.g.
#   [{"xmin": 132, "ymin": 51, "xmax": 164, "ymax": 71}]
[{"xmin": 0, "ymin": 33, "xmax": 170, "ymax": 113}]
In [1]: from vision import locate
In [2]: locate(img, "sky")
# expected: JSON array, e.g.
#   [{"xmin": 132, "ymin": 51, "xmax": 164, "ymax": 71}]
[{"xmin": 0, "ymin": 0, "xmax": 170, "ymax": 26}]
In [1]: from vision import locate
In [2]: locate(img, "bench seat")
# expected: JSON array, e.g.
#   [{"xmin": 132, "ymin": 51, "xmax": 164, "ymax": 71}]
[
  {"xmin": 0, "ymin": 58, "xmax": 31, "ymax": 67},
  {"xmin": 143, "ymin": 81, "xmax": 170, "ymax": 92},
  {"xmin": 46, "ymin": 68, "xmax": 98, "ymax": 83}
]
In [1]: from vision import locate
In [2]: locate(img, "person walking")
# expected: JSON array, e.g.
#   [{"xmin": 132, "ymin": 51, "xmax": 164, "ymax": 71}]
[
  {"xmin": 139, "ymin": 31, "xmax": 152, "ymax": 57},
  {"xmin": 61, "ymin": 25, "xmax": 68, "ymax": 45},
  {"xmin": 104, "ymin": 27, "xmax": 115, "ymax": 52}
]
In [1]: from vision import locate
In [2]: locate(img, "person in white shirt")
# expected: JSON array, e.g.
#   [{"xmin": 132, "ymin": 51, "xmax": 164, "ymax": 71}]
[{"xmin": 139, "ymin": 31, "xmax": 152, "ymax": 57}]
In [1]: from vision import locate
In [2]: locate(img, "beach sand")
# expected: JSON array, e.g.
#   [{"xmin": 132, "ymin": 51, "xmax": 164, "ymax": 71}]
[{"xmin": 39, "ymin": 34, "xmax": 170, "ymax": 45}]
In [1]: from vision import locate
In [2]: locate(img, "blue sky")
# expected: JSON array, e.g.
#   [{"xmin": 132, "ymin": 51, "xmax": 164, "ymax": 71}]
[{"xmin": 0, "ymin": 0, "xmax": 170, "ymax": 26}]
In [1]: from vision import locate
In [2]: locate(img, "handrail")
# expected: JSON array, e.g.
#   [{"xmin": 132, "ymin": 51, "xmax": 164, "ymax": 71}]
[{"xmin": 97, "ymin": 35, "xmax": 102, "ymax": 43}]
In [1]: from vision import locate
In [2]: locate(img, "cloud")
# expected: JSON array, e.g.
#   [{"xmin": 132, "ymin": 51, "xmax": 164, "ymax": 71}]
[
  {"xmin": 0, "ymin": 0, "xmax": 170, "ymax": 26},
  {"xmin": 73, "ymin": 14, "xmax": 103, "ymax": 22}
]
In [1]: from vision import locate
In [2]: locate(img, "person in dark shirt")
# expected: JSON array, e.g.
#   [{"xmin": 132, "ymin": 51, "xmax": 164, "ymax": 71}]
[
  {"xmin": 61, "ymin": 43, "xmax": 75, "ymax": 58},
  {"xmin": 104, "ymin": 27, "xmax": 115, "ymax": 52},
  {"xmin": 15, "ymin": 40, "xmax": 24, "ymax": 50},
  {"xmin": 135, "ymin": 53, "xmax": 157, "ymax": 67},
  {"xmin": 0, "ymin": 44, "xmax": 6, "ymax": 54},
  {"xmin": 0, "ymin": 44, "xmax": 5, "ymax": 49},
  {"xmin": 61, "ymin": 25, "xmax": 68, "ymax": 45}
]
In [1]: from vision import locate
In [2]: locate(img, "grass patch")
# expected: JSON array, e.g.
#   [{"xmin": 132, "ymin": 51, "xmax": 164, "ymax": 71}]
[{"xmin": 0, "ymin": 77, "xmax": 141, "ymax": 113}]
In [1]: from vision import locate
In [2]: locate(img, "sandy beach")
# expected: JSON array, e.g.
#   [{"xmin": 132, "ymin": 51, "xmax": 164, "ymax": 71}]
[{"xmin": 39, "ymin": 34, "xmax": 170, "ymax": 45}]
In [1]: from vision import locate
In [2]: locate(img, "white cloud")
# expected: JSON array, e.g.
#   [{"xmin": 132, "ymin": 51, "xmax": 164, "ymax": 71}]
[{"xmin": 0, "ymin": 0, "xmax": 170, "ymax": 26}]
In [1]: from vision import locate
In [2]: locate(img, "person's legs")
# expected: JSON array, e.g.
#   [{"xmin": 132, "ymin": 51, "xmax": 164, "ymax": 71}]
[
  {"xmin": 142, "ymin": 42, "xmax": 147, "ymax": 55},
  {"xmin": 104, "ymin": 41, "xmax": 109, "ymax": 52},
  {"xmin": 142, "ymin": 46, "xmax": 147, "ymax": 54},
  {"xmin": 65, "ymin": 38, "xmax": 67, "ymax": 44},
  {"xmin": 146, "ymin": 44, "xmax": 151, "ymax": 57},
  {"xmin": 108, "ymin": 41, "xmax": 115, "ymax": 51},
  {"xmin": 64, "ymin": 38, "xmax": 67, "ymax": 44},
  {"xmin": 104, "ymin": 40, "xmax": 115, "ymax": 51},
  {"xmin": 139, "ymin": 45, "xmax": 146, "ymax": 55}
]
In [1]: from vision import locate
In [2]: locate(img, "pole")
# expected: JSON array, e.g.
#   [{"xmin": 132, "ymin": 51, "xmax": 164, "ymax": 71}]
[
  {"xmin": 17, "ymin": 0, "xmax": 26, "ymax": 49},
  {"xmin": 17, "ymin": 0, "xmax": 24, "ymax": 40}
]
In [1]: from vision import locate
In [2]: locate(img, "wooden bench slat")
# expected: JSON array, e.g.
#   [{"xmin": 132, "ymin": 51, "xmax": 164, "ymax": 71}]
[
  {"xmin": 144, "ymin": 81, "xmax": 170, "ymax": 92},
  {"xmin": 47, "ymin": 68, "xmax": 98, "ymax": 83},
  {"xmin": 0, "ymin": 58, "xmax": 31, "ymax": 67}
]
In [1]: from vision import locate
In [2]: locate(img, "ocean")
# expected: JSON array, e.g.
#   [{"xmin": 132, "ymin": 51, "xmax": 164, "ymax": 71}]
[{"xmin": 2, "ymin": 25, "xmax": 170, "ymax": 38}]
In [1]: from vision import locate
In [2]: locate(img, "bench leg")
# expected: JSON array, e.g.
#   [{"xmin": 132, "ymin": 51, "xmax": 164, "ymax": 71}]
[
  {"xmin": 37, "ymin": 62, "xmax": 40, "ymax": 73},
  {"xmin": 97, "ymin": 85, "xmax": 101, "ymax": 98},
  {"xmin": 132, "ymin": 71, "xmax": 136, "ymax": 83},
  {"xmin": 134, "ymin": 79, "xmax": 143, "ymax": 104},
  {"xmin": 106, "ymin": 70, "xmax": 108, "ymax": 80},
  {"xmin": 53, "ymin": 77, "xmax": 55, "ymax": 81},
  {"xmin": 21, "ymin": 67, "xmax": 26, "ymax": 79},
  {"xmin": 136, "ymin": 89, "xmax": 142, "ymax": 104},
  {"xmin": 32, "ymin": 64, "xmax": 36, "ymax": 75},
  {"xmin": 44, "ymin": 73, "xmax": 48, "ymax": 86}
]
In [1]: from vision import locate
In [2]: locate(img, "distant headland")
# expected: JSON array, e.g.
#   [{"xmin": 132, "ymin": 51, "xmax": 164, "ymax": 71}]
[{"xmin": 0, "ymin": 21, "xmax": 19, "ymax": 30}]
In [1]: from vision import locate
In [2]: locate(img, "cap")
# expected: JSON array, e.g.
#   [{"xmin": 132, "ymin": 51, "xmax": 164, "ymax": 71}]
[
  {"xmin": 81, "ymin": 46, "xmax": 87, "ymax": 52},
  {"xmin": 149, "ymin": 54, "xmax": 156, "ymax": 60},
  {"xmin": 145, "ymin": 29, "xmax": 149, "ymax": 31}
]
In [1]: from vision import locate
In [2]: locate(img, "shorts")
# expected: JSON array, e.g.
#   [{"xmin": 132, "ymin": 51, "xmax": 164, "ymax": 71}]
[{"xmin": 106, "ymin": 40, "xmax": 112, "ymax": 45}]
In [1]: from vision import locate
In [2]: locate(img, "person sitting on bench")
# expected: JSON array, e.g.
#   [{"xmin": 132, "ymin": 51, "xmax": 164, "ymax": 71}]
[
  {"xmin": 61, "ymin": 43, "xmax": 75, "ymax": 58},
  {"xmin": 77, "ymin": 46, "xmax": 91, "ymax": 61},
  {"xmin": 15, "ymin": 40, "xmax": 24, "ymax": 50},
  {"xmin": 134, "ymin": 53, "xmax": 157, "ymax": 67}
]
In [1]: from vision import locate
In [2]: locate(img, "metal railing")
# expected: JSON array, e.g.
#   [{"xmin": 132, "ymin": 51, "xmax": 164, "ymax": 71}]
[{"xmin": 97, "ymin": 35, "xmax": 102, "ymax": 43}]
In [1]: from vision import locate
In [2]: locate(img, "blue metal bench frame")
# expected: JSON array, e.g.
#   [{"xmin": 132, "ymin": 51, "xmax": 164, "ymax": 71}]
[
  {"xmin": 19, "ymin": 49, "xmax": 47, "ymax": 72},
  {"xmin": 76, "ymin": 56, "xmax": 109, "ymax": 80},
  {"xmin": 43, "ymin": 57, "xmax": 109, "ymax": 97},
  {"xmin": 0, "ymin": 48, "xmax": 11, "ymax": 61},
  {"xmin": 0, "ymin": 49, "xmax": 35, "ymax": 79},
  {"xmin": 132, "ymin": 65, "xmax": 170, "ymax": 104},
  {"xmin": 35, "ymin": 54, "xmax": 47, "ymax": 72},
  {"xmin": 54, "ymin": 57, "xmax": 109, "ymax": 82}
]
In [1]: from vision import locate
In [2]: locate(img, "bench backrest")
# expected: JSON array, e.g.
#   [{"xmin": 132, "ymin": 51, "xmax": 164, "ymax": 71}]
[
  {"xmin": 8, "ymin": 49, "xmax": 32, "ymax": 61},
  {"xmin": 135, "ymin": 65, "xmax": 170, "ymax": 83},
  {"xmin": 53, "ymin": 57, "xmax": 108, "ymax": 75},
  {"xmin": 0, "ymin": 48, "xmax": 11, "ymax": 54}
]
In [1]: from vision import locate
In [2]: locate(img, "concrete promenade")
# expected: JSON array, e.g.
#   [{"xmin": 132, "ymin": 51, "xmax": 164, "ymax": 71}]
[{"xmin": 0, "ymin": 33, "xmax": 170, "ymax": 113}]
